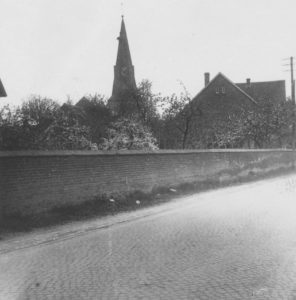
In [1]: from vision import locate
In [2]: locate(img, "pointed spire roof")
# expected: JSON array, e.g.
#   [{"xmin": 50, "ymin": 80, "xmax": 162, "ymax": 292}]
[
  {"xmin": 115, "ymin": 16, "xmax": 133, "ymax": 68},
  {"xmin": 109, "ymin": 16, "xmax": 137, "ymax": 114},
  {"xmin": 0, "ymin": 78, "xmax": 7, "ymax": 97}
]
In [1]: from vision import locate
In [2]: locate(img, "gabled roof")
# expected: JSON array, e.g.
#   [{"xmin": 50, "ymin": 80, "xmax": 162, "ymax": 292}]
[
  {"xmin": 192, "ymin": 72, "xmax": 258, "ymax": 105},
  {"xmin": 236, "ymin": 80, "xmax": 286, "ymax": 103},
  {"xmin": 0, "ymin": 78, "xmax": 7, "ymax": 97}
]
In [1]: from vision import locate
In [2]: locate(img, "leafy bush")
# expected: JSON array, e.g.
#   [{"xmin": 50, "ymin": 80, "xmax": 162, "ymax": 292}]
[{"xmin": 99, "ymin": 117, "xmax": 158, "ymax": 150}]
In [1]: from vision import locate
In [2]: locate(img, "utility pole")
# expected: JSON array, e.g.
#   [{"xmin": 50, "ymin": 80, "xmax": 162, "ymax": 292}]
[
  {"xmin": 283, "ymin": 56, "xmax": 296, "ymax": 150},
  {"xmin": 290, "ymin": 57, "xmax": 296, "ymax": 150}
]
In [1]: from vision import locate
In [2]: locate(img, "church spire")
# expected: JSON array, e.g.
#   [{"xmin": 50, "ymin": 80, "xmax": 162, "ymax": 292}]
[
  {"xmin": 115, "ymin": 16, "xmax": 133, "ymax": 69},
  {"xmin": 109, "ymin": 17, "xmax": 137, "ymax": 114}
]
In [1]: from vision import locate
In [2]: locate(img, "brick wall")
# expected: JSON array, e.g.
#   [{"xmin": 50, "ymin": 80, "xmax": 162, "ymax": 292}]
[{"xmin": 0, "ymin": 149, "xmax": 295, "ymax": 216}]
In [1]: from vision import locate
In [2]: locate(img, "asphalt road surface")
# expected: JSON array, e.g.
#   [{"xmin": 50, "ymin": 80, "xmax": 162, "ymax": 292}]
[{"xmin": 1, "ymin": 173, "xmax": 296, "ymax": 299}]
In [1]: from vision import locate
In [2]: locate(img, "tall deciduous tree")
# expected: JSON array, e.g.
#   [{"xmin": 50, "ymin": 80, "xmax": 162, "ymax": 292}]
[
  {"xmin": 75, "ymin": 94, "xmax": 113, "ymax": 145},
  {"xmin": 0, "ymin": 105, "xmax": 23, "ymax": 150},
  {"xmin": 0, "ymin": 96, "xmax": 96, "ymax": 150},
  {"xmin": 161, "ymin": 85, "xmax": 202, "ymax": 149},
  {"xmin": 134, "ymin": 79, "xmax": 160, "ymax": 126},
  {"xmin": 243, "ymin": 98, "xmax": 293, "ymax": 148},
  {"xmin": 38, "ymin": 109, "xmax": 95, "ymax": 150},
  {"xmin": 19, "ymin": 96, "xmax": 61, "ymax": 148}
]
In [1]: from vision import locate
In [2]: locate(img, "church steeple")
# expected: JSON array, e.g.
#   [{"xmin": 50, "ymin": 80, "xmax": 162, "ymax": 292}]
[
  {"xmin": 109, "ymin": 16, "xmax": 137, "ymax": 114},
  {"xmin": 115, "ymin": 16, "xmax": 134, "ymax": 70}
]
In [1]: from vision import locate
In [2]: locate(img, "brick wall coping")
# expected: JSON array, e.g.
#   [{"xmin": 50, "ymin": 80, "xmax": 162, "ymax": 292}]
[{"xmin": 0, "ymin": 149, "xmax": 294, "ymax": 158}]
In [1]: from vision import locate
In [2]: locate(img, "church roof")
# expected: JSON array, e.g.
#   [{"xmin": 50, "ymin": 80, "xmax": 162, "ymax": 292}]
[
  {"xmin": 115, "ymin": 17, "xmax": 133, "ymax": 68},
  {"xmin": 0, "ymin": 78, "xmax": 7, "ymax": 97}
]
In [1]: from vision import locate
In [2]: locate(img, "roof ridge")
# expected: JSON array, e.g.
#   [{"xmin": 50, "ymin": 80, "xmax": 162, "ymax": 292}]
[
  {"xmin": 236, "ymin": 80, "xmax": 285, "ymax": 84},
  {"xmin": 219, "ymin": 73, "xmax": 258, "ymax": 105}
]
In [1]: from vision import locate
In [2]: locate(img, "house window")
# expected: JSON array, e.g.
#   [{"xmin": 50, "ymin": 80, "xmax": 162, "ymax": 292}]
[{"xmin": 215, "ymin": 87, "xmax": 226, "ymax": 95}]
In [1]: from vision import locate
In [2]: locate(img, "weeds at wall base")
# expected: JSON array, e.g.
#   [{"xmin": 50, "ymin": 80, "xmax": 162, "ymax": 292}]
[{"xmin": 0, "ymin": 166, "xmax": 295, "ymax": 238}]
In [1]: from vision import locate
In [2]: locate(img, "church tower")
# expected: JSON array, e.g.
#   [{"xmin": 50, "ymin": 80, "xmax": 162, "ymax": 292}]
[{"xmin": 109, "ymin": 16, "xmax": 137, "ymax": 114}]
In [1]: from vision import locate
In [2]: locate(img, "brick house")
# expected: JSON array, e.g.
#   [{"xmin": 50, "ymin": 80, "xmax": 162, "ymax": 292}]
[
  {"xmin": 187, "ymin": 72, "xmax": 286, "ymax": 148},
  {"xmin": 192, "ymin": 72, "xmax": 258, "ymax": 120}
]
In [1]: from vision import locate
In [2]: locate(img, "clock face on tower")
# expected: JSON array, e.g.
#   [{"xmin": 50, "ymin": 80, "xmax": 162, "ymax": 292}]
[{"xmin": 120, "ymin": 66, "xmax": 128, "ymax": 77}]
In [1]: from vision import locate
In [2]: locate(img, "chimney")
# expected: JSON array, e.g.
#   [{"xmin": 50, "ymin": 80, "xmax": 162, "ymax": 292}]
[
  {"xmin": 246, "ymin": 78, "xmax": 251, "ymax": 86},
  {"xmin": 204, "ymin": 72, "xmax": 210, "ymax": 86}
]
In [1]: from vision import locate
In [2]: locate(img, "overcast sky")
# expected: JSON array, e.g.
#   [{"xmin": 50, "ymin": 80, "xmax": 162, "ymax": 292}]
[{"xmin": 0, "ymin": 0, "xmax": 296, "ymax": 106}]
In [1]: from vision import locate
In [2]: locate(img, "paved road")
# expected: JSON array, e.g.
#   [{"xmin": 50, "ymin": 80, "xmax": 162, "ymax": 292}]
[{"xmin": 1, "ymin": 174, "xmax": 296, "ymax": 299}]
